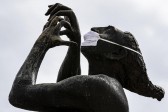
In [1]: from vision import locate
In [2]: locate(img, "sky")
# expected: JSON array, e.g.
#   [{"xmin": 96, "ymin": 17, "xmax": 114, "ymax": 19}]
[{"xmin": 0, "ymin": 0, "xmax": 167, "ymax": 112}]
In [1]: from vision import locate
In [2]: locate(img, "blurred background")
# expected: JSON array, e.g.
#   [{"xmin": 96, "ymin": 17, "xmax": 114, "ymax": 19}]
[{"xmin": 0, "ymin": 0, "xmax": 167, "ymax": 111}]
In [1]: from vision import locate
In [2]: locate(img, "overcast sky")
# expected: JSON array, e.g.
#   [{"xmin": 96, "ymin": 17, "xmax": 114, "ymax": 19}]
[{"xmin": 0, "ymin": 0, "xmax": 167, "ymax": 112}]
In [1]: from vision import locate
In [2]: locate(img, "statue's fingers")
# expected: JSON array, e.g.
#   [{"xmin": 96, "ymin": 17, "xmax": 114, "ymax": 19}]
[
  {"xmin": 64, "ymin": 16, "xmax": 70, "ymax": 23},
  {"xmin": 49, "ymin": 17, "xmax": 59, "ymax": 27},
  {"xmin": 55, "ymin": 10, "xmax": 77, "ymax": 28},
  {"xmin": 60, "ymin": 20, "xmax": 72, "ymax": 31},
  {"xmin": 49, "ymin": 16, "xmax": 63, "ymax": 28},
  {"xmin": 48, "ymin": 5, "xmax": 71, "ymax": 21},
  {"xmin": 59, "ymin": 40, "xmax": 77, "ymax": 46},
  {"xmin": 45, "ymin": 3, "xmax": 59, "ymax": 15},
  {"xmin": 43, "ymin": 16, "xmax": 62, "ymax": 31},
  {"xmin": 51, "ymin": 36, "xmax": 77, "ymax": 47},
  {"xmin": 50, "ymin": 4, "xmax": 71, "ymax": 17},
  {"xmin": 59, "ymin": 30, "xmax": 71, "ymax": 36},
  {"xmin": 43, "ymin": 22, "xmax": 49, "ymax": 31},
  {"xmin": 59, "ymin": 30, "xmax": 74, "ymax": 41},
  {"xmin": 43, "ymin": 17, "xmax": 60, "ymax": 31},
  {"xmin": 49, "ymin": 15, "xmax": 63, "ymax": 24},
  {"xmin": 46, "ymin": 3, "xmax": 71, "ymax": 18},
  {"xmin": 54, "ymin": 20, "xmax": 73, "ymax": 35},
  {"xmin": 48, "ymin": 4, "xmax": 54, "ymax": 8}
]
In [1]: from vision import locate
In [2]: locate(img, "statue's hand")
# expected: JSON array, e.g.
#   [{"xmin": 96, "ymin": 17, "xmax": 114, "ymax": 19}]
[
  {"xmin": 45, "ymin": 3, "xmax": 81, "ymax": 46},
  {"xmin": 37, "ymin": 16, "xmax": 77, "ymax": 49}
]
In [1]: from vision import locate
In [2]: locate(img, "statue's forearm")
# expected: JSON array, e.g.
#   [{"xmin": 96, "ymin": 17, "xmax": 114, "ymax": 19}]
[
  {"xmin": 14, "ymin": 40, "xmax": 48, "ymax": 85},
  {"xmin": 57, "ymin": 45, "xmax": 81, "ymax": 82},
  {"xmin": 66, "ymin": 46, "xmax": 81, "ymax": 73}
]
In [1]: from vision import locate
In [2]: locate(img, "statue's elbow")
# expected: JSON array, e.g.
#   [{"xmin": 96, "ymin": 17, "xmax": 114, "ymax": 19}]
[
  {"xmin": 9, "ymin": 91, "xmax": 18, "ymax": 107},
  {"xmin": 8, "ymin": 86, "xmax": 26, "ymax": 108}
]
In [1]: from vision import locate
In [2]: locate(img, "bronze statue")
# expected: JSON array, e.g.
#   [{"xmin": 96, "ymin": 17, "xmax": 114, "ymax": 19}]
[{"xmin": 9, "ymin": 3, "xmax": 164, "ymax": 112}]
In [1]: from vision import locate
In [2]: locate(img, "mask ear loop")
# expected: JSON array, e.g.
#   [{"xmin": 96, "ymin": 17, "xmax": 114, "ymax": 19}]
[
  {"xmin": 82, "ymin": 31, "xmax": 142, "ymax": 56},
  {"xmin": 99, "ymin": 38, "xmax": 142, "ymax": 56}
]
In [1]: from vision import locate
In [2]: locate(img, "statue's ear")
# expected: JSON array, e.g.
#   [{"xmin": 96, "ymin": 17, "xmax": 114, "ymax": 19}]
[{"xmin": 96, "ymin": 39, "xmax": 127, "ymax": 60}]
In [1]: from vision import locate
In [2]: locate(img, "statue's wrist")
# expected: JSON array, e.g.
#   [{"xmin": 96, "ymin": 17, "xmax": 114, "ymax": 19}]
[
  {"xmin": 34, "ymin": 39, "xmax": 49, "ymax": 52},
  {"xmin": 35, "ymin": 34, "xmax": 51, "ymax": 49}
]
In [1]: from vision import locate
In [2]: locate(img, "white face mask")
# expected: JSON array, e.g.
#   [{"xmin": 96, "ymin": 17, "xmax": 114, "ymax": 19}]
[
  {"xmin": 81, "ymin": 31, "xmax": 142, "ymax": 56},
  {"xmin": 81, "ymin": 31, "xmax": 100, "ymax": 46}
]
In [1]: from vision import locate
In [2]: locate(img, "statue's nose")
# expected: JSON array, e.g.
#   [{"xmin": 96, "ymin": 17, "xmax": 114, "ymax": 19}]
[{"xmin": 91, "ymin": 27, "xmax": 99, "ymax": 33}]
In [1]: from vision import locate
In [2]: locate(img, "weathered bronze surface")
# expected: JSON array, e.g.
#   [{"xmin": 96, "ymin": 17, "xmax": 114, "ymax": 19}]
[{"xmin": 9, "ymin": 3, "xmax": 164, "ymax": 112}]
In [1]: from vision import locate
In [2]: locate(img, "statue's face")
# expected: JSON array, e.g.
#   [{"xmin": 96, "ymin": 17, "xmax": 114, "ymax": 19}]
[
  {"xmin": 90, "ymin": 26, "xmax": 125, "ymax": 45},
  {"xmin": 81, "ymin": 26, "xmax": 127, "ymax": 60},
  {"xmin": 81, "ymin": 25, "xmax": 142, "ymax": 61}
]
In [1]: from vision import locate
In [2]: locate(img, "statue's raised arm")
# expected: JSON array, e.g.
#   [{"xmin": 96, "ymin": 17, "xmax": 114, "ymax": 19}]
[
  {"xmin": 45, "ymin": 3, "xmax": 82, "ymax": 81},
  {"xmin": 9, "ymin": 3, "xmax": 83, "ymax": 111}
]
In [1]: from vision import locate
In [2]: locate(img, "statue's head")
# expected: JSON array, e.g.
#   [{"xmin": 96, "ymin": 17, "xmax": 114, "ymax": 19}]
[
  {"xmin": 81, "ymin": 25, "xmax": 140, "ymax": 89},
  {"xmin": 81, "ymin": 25, "xmax": 143, "ymax": 83},
  {"xmin": 81, "ymin": 25, "xmax": 141, "ymax": 62}
]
